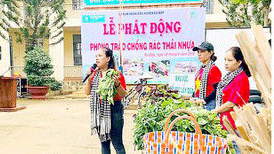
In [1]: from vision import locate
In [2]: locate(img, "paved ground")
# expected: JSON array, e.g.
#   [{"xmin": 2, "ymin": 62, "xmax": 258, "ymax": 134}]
[{"xmin": 0, "ymin": 99, "xmax": 142, "ymax": 154}]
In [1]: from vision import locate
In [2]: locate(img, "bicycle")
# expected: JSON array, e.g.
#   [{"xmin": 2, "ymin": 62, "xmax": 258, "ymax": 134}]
[{"xmin": 123, "ymin": 76, "xmax": 152, "ymax": 109}]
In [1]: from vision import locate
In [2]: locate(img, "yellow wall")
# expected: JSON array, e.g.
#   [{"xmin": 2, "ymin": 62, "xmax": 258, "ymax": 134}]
[
  {"xmin": 43, "ymin": 39, "xmax": 49, "ymax": 53},
  {"xmin": 11, "ymin": 29, "xmax": 49, "ymax": 67},
  {"xmin": 11, "ymin": 26, "xmax": 78, "ymax": 70},
  {"xmin": 64, "ymin": 0, "xmax": 82, "ymax": 19},
  {"xmin": 213, "ymin": 0, "xmax": 224, "ymax": 14},
  {"xmin": 63, "ymin": 28, "xmax": 81, "ymax": 66},
  {"xmin": 11, "ymin": 32, "xmax": 25, "ymax": 67}
]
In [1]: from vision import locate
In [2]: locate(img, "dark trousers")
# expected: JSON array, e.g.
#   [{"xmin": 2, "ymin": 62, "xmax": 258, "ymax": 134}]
[
  {"xmin": 100, "ymin": 101, "xmax": 126, "ymax": 154},
  {"xmin": 205, "ymin": 99, "xmax": 216, "ymax": 111}
]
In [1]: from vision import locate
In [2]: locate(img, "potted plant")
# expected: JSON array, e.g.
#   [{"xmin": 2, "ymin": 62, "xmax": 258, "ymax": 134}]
[{"xmin": 24, "ymin": 47, "xmax": 62, "ymax": 99}]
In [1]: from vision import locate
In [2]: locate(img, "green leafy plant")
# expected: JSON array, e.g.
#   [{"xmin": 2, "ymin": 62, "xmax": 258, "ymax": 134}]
[
  {"xmin": 24, "ymin": 47, "xmax": 62, "ymax": 91},
  {"xmin": 48, "ymin": 78, "xmax": 63, "ymax": 91},
  {"xmin": 98, "ymin": 69, "xmax": 120, "ymax": 104},
  {"xmin": 219, "ymin": 0, "xmax": 271, "ymax": 27},
  {"xmin": 133, "ymin": 86, "xmax": 227, "ymax": 150}
]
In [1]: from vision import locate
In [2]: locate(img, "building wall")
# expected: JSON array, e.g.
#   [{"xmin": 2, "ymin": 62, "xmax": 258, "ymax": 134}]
[
  {"xmin": 64, "ymin": 0, "xmax": 82, "ymax": 19},
  {"xmin": 0, "ymin": 34, "xmax": 10, "ymax": 76},
  {"xmin": 213, "ymin": 0, "xmax": 224, "ymax": 14},
  {"xmin": 205, "ymin": 0, "xmax": 227, "ymax": 28},
  {"xmin": 10, "ymin": 29, "xmax": 49, "ymax": 77},
  {"xmin": 64, "ymin": 29, "xmax": 80, "ymax": 66},
  {"xmin": 11, "ymin": 32, "xmax": 26, "ymax": 77},
  {"xmin": 11, "ymin": 33, "xmax": 24, "ymax": 67},
  {"xmin": 63, "ymin": 27, "xmax": 82, "ymax": 81},
  {"xmin": 64, "ymin": 0, "xmax": 228, "ymax": 28}
]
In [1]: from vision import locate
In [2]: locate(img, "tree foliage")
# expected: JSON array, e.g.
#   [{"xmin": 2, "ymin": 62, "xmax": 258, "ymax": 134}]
[
  {"xmin": 218, "ymin": 0, "xmax": 271, "ymax": 27},
  {"xmin": 24, "ymin": 47, "xmax": 62, "ymax": 91},
  {"xmin": 0, "ymin": 0, "xmax": 66, "ymax": 52}
]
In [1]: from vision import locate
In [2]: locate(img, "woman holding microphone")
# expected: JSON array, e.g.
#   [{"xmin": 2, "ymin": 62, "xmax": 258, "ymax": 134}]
[{"xmin": 85, "ymin": 47, "xmax": 126, "ymax": 154}]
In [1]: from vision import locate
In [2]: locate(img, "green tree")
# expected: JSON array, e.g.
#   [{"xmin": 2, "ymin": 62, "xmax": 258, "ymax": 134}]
[
  {"xmin": 0, "ymin": 0, "xmax": 65, "ymax": 91},
  {"xmin": 218, "ymin": 0, "xmax": 271, "ymax": 27},
  {"xmin": 0, "ymin": 0, "xmax": 66, "ymax": 52},
  {"xmin": 24, "ymin": 47, "xmax": 62, "ymax": 91}
]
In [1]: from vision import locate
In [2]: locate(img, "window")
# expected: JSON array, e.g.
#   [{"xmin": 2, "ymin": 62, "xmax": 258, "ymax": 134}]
[
  {"xmin": 73, "ymin": 35, "xmax": 82, "ymax": 65},
  {"xmin": 204, "ymin": 0, "xmax": 214, "ymax": 14},
  {"xmin": 72, "ymin": 0, "xmax": 83, "ymax": 10}
]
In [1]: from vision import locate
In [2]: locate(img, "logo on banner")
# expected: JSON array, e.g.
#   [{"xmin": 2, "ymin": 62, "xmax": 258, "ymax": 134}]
[
  {"xmin": 82, "ymin": 15, "xmax": 105, "ymax": 23},
  {"xmin": 190, "ymin": 11, "xmax": 197, "ymax": 19}
]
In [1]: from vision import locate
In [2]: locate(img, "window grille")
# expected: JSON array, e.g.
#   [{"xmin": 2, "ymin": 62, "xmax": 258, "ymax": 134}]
[
  {"xmin": 72, "ymin": 0, "xmax": 83, "ymax": 10},
  {"xmin": 73, "ymin": 35, "xmax": 82, "ymax": 66}
]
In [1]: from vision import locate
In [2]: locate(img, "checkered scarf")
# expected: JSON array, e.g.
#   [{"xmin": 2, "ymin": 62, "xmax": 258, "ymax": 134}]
[
  {"xmin": 196, "ymin": 60, "xmax": 214, "ymax": 99},
  {"xmin": 90, "ymin": 70, "xmax": 111, "ymax": 142},
  {"xmin": 216, "ymin": 67, "xmax": 243, "ymax": 107}
]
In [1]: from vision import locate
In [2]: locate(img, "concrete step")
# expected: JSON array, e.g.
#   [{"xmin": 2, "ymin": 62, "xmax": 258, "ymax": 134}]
[
  {"xmin": 126, "ymin": 103, "xmax": 139, "ymax": 110},
  {"xmin": 64, "ymin": 87, "xmax": 89, "ymax": 99},
  {"xmin": 66, "ymin": 93, "xmax": 88, "ymax": 99},
  {"xmin": 125, "ymin": 99, "xmax": 139, "ymax": 110}
]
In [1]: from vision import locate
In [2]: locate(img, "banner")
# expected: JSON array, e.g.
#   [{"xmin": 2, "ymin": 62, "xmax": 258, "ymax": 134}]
[
  {"xmin": 169, "ymin": 73, "xmax": 195, "ymax": 95},
  {"xmin": 84, "ymin": 0, "xmax": 202, "ymax": 7},
  {"xmin": 81, "ymin": 7, "xmax": 205, "ymax": 88}
]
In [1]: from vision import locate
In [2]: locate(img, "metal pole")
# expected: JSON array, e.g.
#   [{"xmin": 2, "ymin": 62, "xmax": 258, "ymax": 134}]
[{"xmin": 118, "ymin": 0, "xmax": 124, "ymax": 73}]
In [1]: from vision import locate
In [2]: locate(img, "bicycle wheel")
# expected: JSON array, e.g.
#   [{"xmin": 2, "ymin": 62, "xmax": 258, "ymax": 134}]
[
  {"xmin": 123, "ymin": 94, "xmax": 133, "ymax": 108},
  {"xmin": 122, "ymin": 98, "xmax": 130, "ymax": 108},
  {"xmin": 137, "ymin": 92, "xmax": 146, "ymax": 109},
  {"xmin": 124, "ymin": 90, "xmax": 138, "ymax": 107}
]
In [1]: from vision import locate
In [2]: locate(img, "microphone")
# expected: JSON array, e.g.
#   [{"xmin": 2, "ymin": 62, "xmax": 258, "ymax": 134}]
[{"xmin": 83, "ymin": 63, "xmax": 97, "ymax": 83}]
